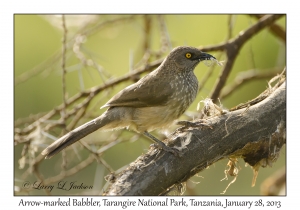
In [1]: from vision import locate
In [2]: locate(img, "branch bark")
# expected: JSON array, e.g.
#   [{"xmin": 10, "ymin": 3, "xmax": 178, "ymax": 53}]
[{"xmin": 104, "ymin": 80, "xmax": 286, "ymax": 195}]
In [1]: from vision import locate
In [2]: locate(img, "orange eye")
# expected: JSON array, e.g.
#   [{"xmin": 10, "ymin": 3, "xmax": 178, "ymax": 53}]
[{"xmin": 185, "ymin": 53, "xmax": 192, "ymax": 59}]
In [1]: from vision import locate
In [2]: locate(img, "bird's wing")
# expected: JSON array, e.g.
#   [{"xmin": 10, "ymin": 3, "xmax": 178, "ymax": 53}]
[{"xmin": 101, "ymin": 74, "xmax": 173, "ymax": 108}]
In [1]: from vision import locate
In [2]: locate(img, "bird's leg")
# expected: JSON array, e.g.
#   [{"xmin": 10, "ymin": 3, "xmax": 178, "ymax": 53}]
[{"xmin": 143, "ymin": 131, "xmax": 182, "ymax": 157}]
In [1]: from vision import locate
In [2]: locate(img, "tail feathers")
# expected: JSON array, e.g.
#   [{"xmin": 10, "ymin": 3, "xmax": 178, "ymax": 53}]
[{"xmin": 41, "ymin": 115, "xmax": 107, "ymax": 159}]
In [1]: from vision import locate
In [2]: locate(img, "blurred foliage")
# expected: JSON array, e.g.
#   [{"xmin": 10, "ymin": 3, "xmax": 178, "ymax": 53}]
[{"xmin": 14, "ymin": 14, "xmax": 286, "ymax": 195}]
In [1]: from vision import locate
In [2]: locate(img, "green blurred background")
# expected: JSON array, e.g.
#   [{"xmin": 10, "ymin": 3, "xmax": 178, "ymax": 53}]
[{"xmin": 14, "ymin": 14, "xmax": 286, "ymax": 195}]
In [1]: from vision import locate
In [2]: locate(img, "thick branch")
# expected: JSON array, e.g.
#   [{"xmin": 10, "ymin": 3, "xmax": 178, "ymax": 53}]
[{"xmin": 105, "ymin": 81, "xmax": 286, "ymax": 195}]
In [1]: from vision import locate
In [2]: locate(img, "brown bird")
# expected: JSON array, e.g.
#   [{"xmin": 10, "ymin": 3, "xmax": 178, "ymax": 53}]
[{"xmin": 41, "ymin": 46, "xmax": 215, "ymax": 159}]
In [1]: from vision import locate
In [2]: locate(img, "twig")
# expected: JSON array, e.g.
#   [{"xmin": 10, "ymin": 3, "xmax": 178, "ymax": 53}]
[
  {"xmin": 143, "ymin": 15, "xmax": 151, "ymax": 52},
  {"xmin": 227, "ymin": 15, "xmax": 234, "ymax": 40},
  {"xmin": 158, "ymin": 15, "xmax": 172, "ymax": 51},
  {"xmin": 61, "ymin": 15, "xmax": 68, "ymax": 124}
]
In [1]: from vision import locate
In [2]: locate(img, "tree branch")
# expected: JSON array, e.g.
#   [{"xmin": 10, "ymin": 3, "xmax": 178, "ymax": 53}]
[
  {"xmin": 250, "ymin": 14, "xmax": 286, "ymax": 42},
  {"xmin": 209, "ymin": 14, "xmax": 283, "ymax": 102},
  {"xmin": 104, "ymin": 79, "xmax": 286, "ymax": 195}
]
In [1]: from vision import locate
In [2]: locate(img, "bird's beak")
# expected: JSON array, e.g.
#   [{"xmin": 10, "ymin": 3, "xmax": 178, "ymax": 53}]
[{"xmin": 197, "ymin": 52, "xmax": 216, "ymax": 61}]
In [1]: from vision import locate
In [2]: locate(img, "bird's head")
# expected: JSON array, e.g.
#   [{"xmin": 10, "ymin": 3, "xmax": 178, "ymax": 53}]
[{"xmin": 166, "ymin": 46, "xmax": 215, "ymax": 70}]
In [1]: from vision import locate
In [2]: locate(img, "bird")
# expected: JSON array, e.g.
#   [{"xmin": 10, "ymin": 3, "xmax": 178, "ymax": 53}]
[{"xmin": 41, "ymin": 46, "xmax": 216, "ymax": 159}]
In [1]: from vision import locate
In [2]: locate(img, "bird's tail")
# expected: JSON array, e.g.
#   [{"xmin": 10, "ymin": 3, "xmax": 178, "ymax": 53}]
[{"xmin": 41, "ymin": 110, "xmax": 115, "ymax": 159}]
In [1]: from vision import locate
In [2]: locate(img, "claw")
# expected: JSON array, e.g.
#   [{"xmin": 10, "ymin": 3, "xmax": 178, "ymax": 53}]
[{"xmin": 152, "ymin": 142, "xmax": 183, "ymax": 157}]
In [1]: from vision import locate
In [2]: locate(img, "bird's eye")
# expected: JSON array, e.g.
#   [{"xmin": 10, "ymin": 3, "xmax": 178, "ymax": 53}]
[{"xmin": 185, "ymin": 53, "xmax": 192, "ymax": 59}]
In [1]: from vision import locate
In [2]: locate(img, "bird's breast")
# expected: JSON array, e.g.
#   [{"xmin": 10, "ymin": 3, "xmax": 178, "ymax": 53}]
[{"xmin": 168, "ymin": 72, "xmax": 199, "ymax": 117}]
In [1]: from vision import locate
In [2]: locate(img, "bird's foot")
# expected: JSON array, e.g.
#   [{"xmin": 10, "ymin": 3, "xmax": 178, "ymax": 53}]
[
  {"xmin": 143, "ymin": 131, "xmax": 182, "ymax": 157},
  {"xmin": 151, "ymin": 141, "xmax": 183, "ymax": 157}
]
